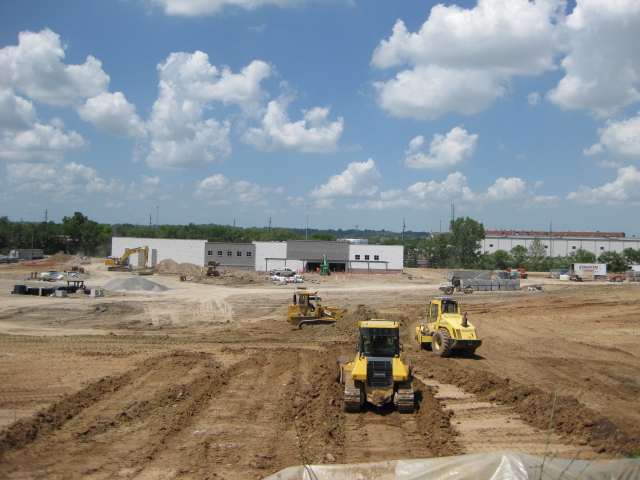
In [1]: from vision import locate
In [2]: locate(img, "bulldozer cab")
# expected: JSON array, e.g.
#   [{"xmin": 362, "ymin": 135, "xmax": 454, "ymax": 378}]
[
  {"xmin": 359, "ymin": 326, "xmax": 400, "ymax": 358},
  {"xmin": 293, "ymin": 291, "xmax": 318, "ymax": 314}
]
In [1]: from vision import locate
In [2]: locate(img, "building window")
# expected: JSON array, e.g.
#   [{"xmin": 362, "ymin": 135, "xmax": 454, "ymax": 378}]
[
  {"xmin": 365, "ymin": 255, "xmax": 370, "ymax": 260},
  {"xmin": 237, "ymin": 251, "xmax": 242, "ymax": 257},
  {"xmin": 355, "ymin": 254, "xmax": 360, "ymax": 260},
  {"xmin": 227, "ymin": 251, "xmax": 232, "ymax": 256},
  {"xmin": 374, "ymin": 255, "xmax": 379, "ymax": 260},
  {"xmin": 217, "ymin": 251, "xmax": 222, "ymax": 257},
  {"xmin": 246, "ymin": 252, "xmax": 252, "ymax": 257},
  {"xmin": 600, "ymin": 246, "xmax": 605, "ymax": 250},
  {"xmin": 207, "ymin": 250, "xmax": 213, "ymax": 256},
  {"xmin": 489, "ymin": 244, "xmax": 493, "ymax": 248},
  {"xmin": 572, "ymin": 246, "xmax": 576, "ymax": 250}
]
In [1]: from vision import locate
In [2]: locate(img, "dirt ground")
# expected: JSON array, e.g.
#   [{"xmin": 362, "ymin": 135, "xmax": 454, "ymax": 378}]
[{"xmin": 0, "ymin": 257, "xmax": 638, "ymax": 479}]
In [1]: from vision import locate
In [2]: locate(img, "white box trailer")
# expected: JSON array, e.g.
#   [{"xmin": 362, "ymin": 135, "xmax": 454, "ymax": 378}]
[{"xmin": 570, "ymin": 263, "xmax": 607, "ymax": 279}]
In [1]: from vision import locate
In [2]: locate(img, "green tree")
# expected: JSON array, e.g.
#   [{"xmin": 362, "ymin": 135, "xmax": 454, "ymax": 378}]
[
  {"xmin": 309, "ymin": 232, "xmax": 337, "ymax": 241},
  {"xmin": 568, "ymin": 248, "xmax": 596, "ymax": 264},
  {"xmin": 527, "ymin": 237, "xmax": 547, "ymax": 271},
  {"xmin": 448, "ymin": 217, "xmax": 485, "ymax": 268},
  {"xmin": 510, "ymin": 245, "xmax": 528, "ymax": 268},
  {"xmin": 420, "ymin": 234, "xmax": 450, "ymax": 268},
  {"xmin": 492, "ymin": 250, "xmax": 513, "ymax": 270},
  {"xmin": 598, "ymin": 251, "xmax": 627, "ymax": 272},
  {"xmin": 623, "ymin": 248, "xmax": 640, "ymax": 265}
]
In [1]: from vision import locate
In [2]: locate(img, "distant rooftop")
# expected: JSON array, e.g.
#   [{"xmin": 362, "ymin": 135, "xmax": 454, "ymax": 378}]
[{"xmin": 485, "ymin": 231, "xmax": 625, "ymax": 238}]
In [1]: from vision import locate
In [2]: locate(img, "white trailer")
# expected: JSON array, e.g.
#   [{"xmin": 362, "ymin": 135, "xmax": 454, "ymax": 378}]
[{"xmin": 570, "ymin": 263, "xmax": 607, "ymax": 279}]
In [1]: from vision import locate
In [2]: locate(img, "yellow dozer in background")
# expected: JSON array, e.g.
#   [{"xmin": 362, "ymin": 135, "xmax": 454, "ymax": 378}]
[
  {"xmin": 286, "ymin": 290, "xmax": 347, "ymax": 329},
  {"xmin": 339, "ymin": 319, "xmax": 415, "ymax": 413},
  {"xmin": 206, "ymin": 260, "xmax": 221, "ymax": 276},
  {"xmin": 415, "ymin": 297, "xmax": 482, "ymax": 357}
]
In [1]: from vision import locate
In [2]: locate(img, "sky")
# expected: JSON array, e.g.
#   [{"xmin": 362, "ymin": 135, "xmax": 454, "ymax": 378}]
[{"xmin": 1, "ymin": 0, "xmax": 639, "ymax": 236}]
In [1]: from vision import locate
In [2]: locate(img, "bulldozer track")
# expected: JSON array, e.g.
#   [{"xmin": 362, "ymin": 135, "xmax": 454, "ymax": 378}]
[
  {"xmin": 414, "ymin": 373, "xmax": 596, "ymax": 458},
  {"xmin": 340, "ymin": 403, "xmax": 429, "ymax": 464}
]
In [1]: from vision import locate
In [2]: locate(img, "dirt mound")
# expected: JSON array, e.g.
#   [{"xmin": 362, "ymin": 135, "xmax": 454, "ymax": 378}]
[
  {"xmin": 155, "ymin": 259, "xmax": 201, "ymax": 276},
  {"xmin": 103, "ymin": 277, "xmax": 171, "ymax": 293},
  {"xmin": 47, "ymin": 253, "xmax": 71, "ymax": 264},
  {"xmin": 193, "ymin": 269, "xmax": 268, "ymax": 286}
]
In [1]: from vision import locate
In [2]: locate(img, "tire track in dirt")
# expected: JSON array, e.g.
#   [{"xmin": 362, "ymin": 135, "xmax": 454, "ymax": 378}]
[
  {"xmin": 0, "ymin": 350, "xmax": 226, "ymax": 478},
  {"xmin": 415, "ymin": 373, "xmax": 595, "ymax": 459}
]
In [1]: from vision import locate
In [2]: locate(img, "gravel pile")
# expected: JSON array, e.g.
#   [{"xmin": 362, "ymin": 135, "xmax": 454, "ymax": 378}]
[{"xmin": 103, "ymin": 277, "xmax": 171, "ymax": 293}]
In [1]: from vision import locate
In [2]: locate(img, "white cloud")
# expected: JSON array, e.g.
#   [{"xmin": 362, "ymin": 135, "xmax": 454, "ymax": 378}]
[
  {"xmin": 566, "ymin": 165, "xmax": 640, "ymax": 206},
  {"xmin": 547, "ymin": 0, "xmax": 640, "ymax": 117},
  {"xmin": 78, "ymin": 92, "xmax": 147, "ymax": 138},
  {"xmin": 310, "ymin": 159, "xmax": 381, "ymax": 208},
  {"xmin": 6, "ymin": 161, "xmax": 124, "ymax": 200},
  {"xmin": 371, "ymin": 0, "xmax": 563, "ymax": 119},
  {"xmin": 242, "ymin": 99, "xmax": 343, "ymax": 152},
  {"xmin": 347, "ymin": 172, "xmax": 559, "ymax": 212},
  {"xmin": 0, "ymin": 88, "xmax": 37, "ymax": 131},
  {"xmin": 0, "ymin": 29, "xmax": 109, "ymax": 106},
  {"xmin": 146, "ymin": 53, "xmax": 275, "ymax": 168},
  {"xmin": 0, "ymin": 122, "xmax": 85, "ymax": 162},
  {"xmin": 194, "ymin": 173, "xmax": 278, "ymax": 206},
  {"xmin": 528, "ymin": 92, "xmax": 541, "ymax": 106},
  {"xmin": 480, "ymin": 177, "xmax": 530, "ymax": 201},
  {"xmin": 585, "ymin": 115, "xmax": 640, "ymax": 160},
  {"xmin": 149, "ymin": 0, "xmax": 328, "ymax": 17},
  {"xmin": 403, "ymin": 126, "xmax": 478, "ymax": 169}
]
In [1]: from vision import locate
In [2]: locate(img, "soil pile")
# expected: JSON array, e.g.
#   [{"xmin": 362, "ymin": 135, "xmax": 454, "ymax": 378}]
[
  {"xmin": 155, "ymin": 259, "xmax": 201, "ymax": 276},
  {"xmin": 47, "ymin": 253, "xmax": 71, "ymax": 264},
  {"xmin": 103, "ymin": 277, "xmax": 171, "ymax": 293}
]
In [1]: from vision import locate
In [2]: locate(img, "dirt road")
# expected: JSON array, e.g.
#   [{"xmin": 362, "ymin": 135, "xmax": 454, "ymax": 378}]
[{"xmin": 0, "ymin": 261, "xmax": 638, "ymax": 479}]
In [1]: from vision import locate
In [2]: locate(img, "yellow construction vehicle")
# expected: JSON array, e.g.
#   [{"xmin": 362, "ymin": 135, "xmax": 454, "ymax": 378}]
[
  {"xmin": 415, "ymin": 297, "xmax": 482, "ymax": 357},
  {"xmin": 286, "ymin": 290, "xmax": 347, "ymax": 329},
  {"xmin": 206, "ymin": 260, "xmax": 220, "ymax": 276},
  {"xmin": 339, "ymin": 319, "xmax": 414, "ymax": 413},
  {"xmin": 105, "ymin": 246, "xmax": 149, "ymax": 272}
]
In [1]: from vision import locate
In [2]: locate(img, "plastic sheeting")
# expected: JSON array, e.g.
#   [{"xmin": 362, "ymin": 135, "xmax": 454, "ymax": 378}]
[{"xmin": 263, "ymin": 451, "xmax": 640, "ymax": 480}]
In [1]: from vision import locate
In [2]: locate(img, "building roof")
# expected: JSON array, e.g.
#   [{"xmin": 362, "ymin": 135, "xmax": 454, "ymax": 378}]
[{"xmin": 485, "ymin": 231, "xmax": 625, "ymax": 238}]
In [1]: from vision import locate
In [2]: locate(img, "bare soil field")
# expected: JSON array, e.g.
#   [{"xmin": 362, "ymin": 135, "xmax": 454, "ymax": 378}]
[{"xmin": 0, "ymin": 258, "xmax": 638, "ymax": 479}]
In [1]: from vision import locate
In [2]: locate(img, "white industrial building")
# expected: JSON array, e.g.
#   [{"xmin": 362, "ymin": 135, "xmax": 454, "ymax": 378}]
[
  {"xmin": 482, "ymin": 231, "xmax": 640, "ymax": 257},
  {"xmin": 111, "ymin": 237, "xmax": 404, "ymax": 273}
]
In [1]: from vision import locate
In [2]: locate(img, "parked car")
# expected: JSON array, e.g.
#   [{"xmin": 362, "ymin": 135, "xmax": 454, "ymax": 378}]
[{"xmin": 270, "ymin": 268, "xmax": 295, "ymax": 277}]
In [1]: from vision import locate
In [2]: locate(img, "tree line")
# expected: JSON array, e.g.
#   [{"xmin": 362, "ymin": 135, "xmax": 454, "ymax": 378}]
[{"xmin": 2, "ymin": 213, "xmax": 639, "ymax": 272}]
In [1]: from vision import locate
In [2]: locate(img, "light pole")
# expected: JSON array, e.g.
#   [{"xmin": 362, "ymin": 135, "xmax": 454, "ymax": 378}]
[
  {"xmin": 156, "ymin": 206, "xmax": 159, "ymax": 230},
  {"xmin": 306, "ymin": 205, "xmax": 309, "ymax": 239}
]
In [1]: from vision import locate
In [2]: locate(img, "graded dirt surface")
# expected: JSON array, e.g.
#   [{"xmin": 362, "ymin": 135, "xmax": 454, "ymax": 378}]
[{"xmin": 0, "ymin": 259, "xmax": 638, "ymax": 479}]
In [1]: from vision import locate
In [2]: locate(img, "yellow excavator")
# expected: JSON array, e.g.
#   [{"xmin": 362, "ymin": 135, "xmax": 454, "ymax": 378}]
[
  {"xmin": 286, "ymin": 290, "xmax": 347, "ymax": 329},
  {"xmin": 339, "ymin": 319, "xmax": 415, "ymax": 413},
  {"xmin": 105, "ymin": 246, "xmax": 149, "ymax": 272}
]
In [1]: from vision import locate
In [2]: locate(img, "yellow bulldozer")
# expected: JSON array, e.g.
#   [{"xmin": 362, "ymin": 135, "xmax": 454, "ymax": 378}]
[
  {"xmin": 206, "ymin": 260, "xmax": 220, "ymax": 276},
  {"xmin": 339, "ymin": 319, "xmax": 414, "ymax": 413},
  {"xmin": 286, "ymin": 290, "xmax": 347, "ymax": 329},
  {"xmin": 104, "ymin": 246, "xmax": 148, "ymax": 272},
  {"xmin": 415, "ymin": 297, "xmax": 482, "ymax": 357}
]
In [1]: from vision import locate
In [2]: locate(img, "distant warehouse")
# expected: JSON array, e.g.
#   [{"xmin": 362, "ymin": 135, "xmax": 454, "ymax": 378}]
[
  {"xmin": 112, "ymin": 238, "xmax": 404, "ymax": 274},
  {"xmin": 482, "ymin": 231, "xmax": 640, "ymax": 257}
]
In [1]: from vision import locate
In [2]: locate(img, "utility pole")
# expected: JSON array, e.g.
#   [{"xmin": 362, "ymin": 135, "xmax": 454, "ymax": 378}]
[{"xmin": 402, "ymin": 219, "xmax": 405, "ymax": 242}]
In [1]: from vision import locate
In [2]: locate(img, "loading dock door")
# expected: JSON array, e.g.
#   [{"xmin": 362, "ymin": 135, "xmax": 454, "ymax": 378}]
[{"xmin": 306, "ymin": 261, "xmax": 346, "ymax": 273}]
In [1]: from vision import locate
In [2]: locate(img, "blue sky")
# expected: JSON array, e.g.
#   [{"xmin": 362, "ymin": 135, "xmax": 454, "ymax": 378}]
[{"xmin": 1, "ymin": 0, "xmax": 639, "ymax": 235}]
